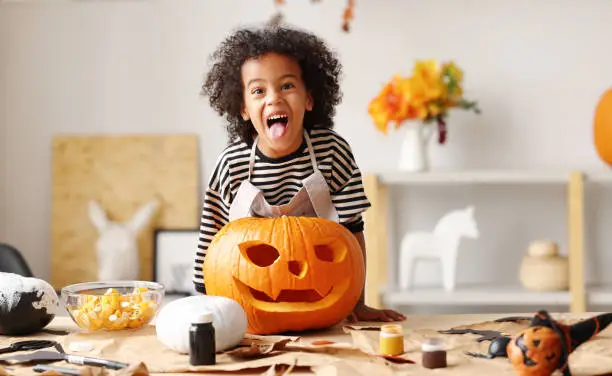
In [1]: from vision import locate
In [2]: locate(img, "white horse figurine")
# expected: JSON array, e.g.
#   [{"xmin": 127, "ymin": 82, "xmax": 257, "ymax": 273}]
[
  {"xmin": 399, "ymin": 206, "xmax": 479, "ymax": 291},
  {"xmin": 88, "ymin": 200, "xmax": 159, "ymax": 281}
]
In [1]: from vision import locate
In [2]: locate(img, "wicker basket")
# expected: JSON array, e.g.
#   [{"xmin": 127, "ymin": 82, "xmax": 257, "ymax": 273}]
[{"xmin": 519, "ymin": 241, "xmax": 569, "ymax": 291}]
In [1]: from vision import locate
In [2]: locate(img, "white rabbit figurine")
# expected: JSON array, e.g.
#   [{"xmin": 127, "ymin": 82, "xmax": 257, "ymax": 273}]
[{"xmin": 88, "ymin": 200, "xmax": 159, "ymax": 281}]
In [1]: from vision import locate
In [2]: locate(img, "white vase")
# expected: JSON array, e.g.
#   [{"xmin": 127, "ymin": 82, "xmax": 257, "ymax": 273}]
[{"xmin": 398, "ymin": 122, "xmax": 434, "ymax": 172}]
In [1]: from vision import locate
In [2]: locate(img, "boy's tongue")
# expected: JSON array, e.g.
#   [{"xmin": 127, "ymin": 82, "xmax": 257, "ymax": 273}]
[{"xmin": 269, "ymin": 123, "xmax": 287, "ymax": 139}]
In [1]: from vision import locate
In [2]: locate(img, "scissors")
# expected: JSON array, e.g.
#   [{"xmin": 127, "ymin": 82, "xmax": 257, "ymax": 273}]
[{"xmin": 0, "ymin": 340, "xmax": 60, "ymax": 355}]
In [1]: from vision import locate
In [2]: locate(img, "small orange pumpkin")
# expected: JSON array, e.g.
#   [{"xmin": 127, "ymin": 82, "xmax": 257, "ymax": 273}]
[
  {"xmin": 507, "ymin": 326, "xmax": 564, "ymax": 376},
  {"xmin": 594, "ymin": 88, "xmax": 612, "ymax": 166},
  {"xmin": 203, "ymin": 216, "xmax": 365, "ymax": 335}
]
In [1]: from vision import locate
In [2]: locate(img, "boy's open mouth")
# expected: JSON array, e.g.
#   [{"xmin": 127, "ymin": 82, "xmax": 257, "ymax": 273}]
[{"xmin": 266, "ymin": 113, "xmax": 289, "ymax": 139}]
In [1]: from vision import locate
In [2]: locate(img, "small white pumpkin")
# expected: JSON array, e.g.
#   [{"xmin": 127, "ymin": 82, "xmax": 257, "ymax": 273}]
[
  {"xmin": 155, "ymin": 295, "xmax": 247, "ymax": 354},
  {"xmin": 0, "ymin": 272, "xmax": 60, "ymax": 335}
]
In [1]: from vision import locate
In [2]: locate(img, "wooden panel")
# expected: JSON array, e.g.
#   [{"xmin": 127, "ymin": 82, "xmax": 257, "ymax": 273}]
[{"xmin": 50, "ymin": 135, "xmax": 200, "ymax": 290}]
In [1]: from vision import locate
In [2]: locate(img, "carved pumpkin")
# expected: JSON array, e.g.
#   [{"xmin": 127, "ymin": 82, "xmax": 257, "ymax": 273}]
[
  {"xmin": 594, "ymin": 87, "xmax": 612, "ymax": 166},
  {"xmin": 507, "ymin": 326, "xmax": 564, "ymax": 376},
  {"xmin": 203, "ymin": 216, "xmax": 365, "ymax": 335}
]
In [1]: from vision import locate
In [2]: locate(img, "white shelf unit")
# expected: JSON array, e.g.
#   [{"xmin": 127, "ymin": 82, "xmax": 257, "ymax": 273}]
[
  {"xmin": 362, "ymin": 169, "xmax": 612, "ymax": 313},
  {"xmin": 376, "ymin": 170, "xmax": 612, "ymax": 185},
  {"xmin": 383, "ymin": 284, "xmax": 571, "ymax": 306}
]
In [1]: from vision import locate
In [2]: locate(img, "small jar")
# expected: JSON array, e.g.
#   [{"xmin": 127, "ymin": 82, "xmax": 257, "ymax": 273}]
[
  {"xmin": 189, "ymin": 312, "xmax": 216, "ymax": 366},
  {"xmin": 379, "ymin": 324, "xmax": 404, "ymax": 356},
  {"xmin": 421, "ymin": 337, "xmax": 446, "ymax": 369}
]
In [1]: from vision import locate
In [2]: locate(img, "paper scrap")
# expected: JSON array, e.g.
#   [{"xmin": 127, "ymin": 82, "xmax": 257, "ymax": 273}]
[
  {"xmin": 115, "ymin": 362, "xmax": 149, "ymax": 376},
  {"xmin": 342, "ymin": 325, "xmax": 381, "ymax": 331},
  {"xmin": 242, "ymin": 333, "xmax": 301, "ymax": 345},
  {"xmin": 35, "ymin": 366, "xmax": 109, "ymax": 376},
  {"xmin": 311, "ymin": 359, "xmax": 399, "ymax": 376},
  {"xmin": 225, "ymin": 339, "xmax": 292, "ymax": 359},
  {"xmin": 260, "ymin": 360, "xmax": 296, "ymax": 375},
  {"xmin": 311, "ymin": 340, "xmax": 336, "ymax": 346},
  {"xmin": 187, "ymin": 352, "xmax": 338, "ymax": 372},
  {"xmin": 77, "ymin": 367, "xmax": 109, "ymax": 376}
]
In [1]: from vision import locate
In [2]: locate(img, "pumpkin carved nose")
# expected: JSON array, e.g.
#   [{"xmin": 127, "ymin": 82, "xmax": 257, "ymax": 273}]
[{"xmin": 288, "ymin": 260, "xmax": 307, "ymax": 278}]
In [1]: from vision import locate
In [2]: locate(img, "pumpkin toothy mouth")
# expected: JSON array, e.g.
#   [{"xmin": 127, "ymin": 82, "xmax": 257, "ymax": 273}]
[
  {"xmin": 233, "ymin": 277, "xmax": 352, "ymax": 312},
  {"xmin": 250, "ymin": 286, "xmax": 329, "ymax": 303}
]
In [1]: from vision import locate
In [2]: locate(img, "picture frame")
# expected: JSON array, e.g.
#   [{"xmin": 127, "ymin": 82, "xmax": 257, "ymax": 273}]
[{"xmin": 153, "ymin": 228, "xmax": 199, "ymax": 295}]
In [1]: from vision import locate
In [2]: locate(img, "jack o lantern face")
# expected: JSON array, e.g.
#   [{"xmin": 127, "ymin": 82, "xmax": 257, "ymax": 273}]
[
  {"xmin": 507, "ymin": 326, "xmax": 563, "ymax": 376},
  {"xmin": 232, "ymin": 236, "xmax": 352, "ymax": 312},
  {"xmin": 203, "ymin": 216, "xmax": 365, "ymax": 334}
]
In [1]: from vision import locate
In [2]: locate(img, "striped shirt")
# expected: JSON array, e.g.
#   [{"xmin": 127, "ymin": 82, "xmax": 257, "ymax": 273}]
[{"xmin": 193, "ymin": 128, "xmax": 371, "ymax": 293}]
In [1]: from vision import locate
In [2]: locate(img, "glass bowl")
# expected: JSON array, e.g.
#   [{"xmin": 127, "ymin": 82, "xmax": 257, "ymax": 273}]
[{"xmin": 61, "ymin": 281, "xmax": 165, "ymax": 331}]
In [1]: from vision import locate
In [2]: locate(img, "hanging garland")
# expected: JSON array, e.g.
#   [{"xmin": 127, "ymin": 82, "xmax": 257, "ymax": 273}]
[{"xmin": 270, "ymin": 0, "xmax": 355, "ymax": 32}]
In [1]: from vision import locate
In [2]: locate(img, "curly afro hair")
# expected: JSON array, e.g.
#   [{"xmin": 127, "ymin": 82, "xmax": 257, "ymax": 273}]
[{"xmin": 201, "ymin": 24, "xmax": 343, "ymax": 145}]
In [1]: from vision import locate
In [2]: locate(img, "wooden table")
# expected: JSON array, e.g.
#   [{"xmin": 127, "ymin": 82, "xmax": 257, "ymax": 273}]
[{"xmin": 2, "ymin": 312, "xmax": 610, "ymax": 375}]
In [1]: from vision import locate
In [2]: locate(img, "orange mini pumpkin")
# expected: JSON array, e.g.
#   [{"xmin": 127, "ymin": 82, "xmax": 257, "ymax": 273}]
[
  {"xmin": 202, "ymin": 216, "xmax": 365, "ymax": 335},
  {"xmin": 507, "ymin": 326, "xmax": 564, "ymax": 376},
  {"xmin": 594, "ymin": 88, "xmax": 612, "ymax": 166}
]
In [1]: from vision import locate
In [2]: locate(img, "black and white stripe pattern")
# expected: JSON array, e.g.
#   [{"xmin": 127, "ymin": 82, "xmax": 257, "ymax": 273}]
[{"xmin": 193, "ymin": 128, "xmax": 371, "ymax": 293}]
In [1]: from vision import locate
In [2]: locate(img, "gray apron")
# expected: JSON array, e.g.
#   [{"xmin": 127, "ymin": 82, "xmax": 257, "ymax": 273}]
[{"xmin": 228, "ymin": 130, "xmax": 340, "ymax": 222}]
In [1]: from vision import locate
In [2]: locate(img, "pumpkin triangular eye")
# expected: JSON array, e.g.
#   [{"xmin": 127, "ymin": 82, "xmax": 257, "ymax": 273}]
[
  {"xmin": 238, "ymin": 241, "xmax": 279, "ymax": 267},
  {"xmin": 314, "ymin": 238, "xmax": 347, "ymax": 263}
]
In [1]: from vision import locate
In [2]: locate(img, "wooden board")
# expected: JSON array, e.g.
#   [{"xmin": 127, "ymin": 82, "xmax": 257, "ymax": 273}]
[{"xmin": 50, "ymin": 134, "xmax": 200, "ymax": 290}]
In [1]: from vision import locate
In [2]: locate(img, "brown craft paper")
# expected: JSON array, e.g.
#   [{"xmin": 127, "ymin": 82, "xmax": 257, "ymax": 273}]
[
  {"xmin": 1, "ymin": 364, "xmax": 146, "ymax": 376},
  {"xmin": 311, "ymin": 360, "xmax": 398, "ymax": 376},
  {"xmin": 442, "ymin": 317, "xmax": 531, "ymax": 336},
  {"xmin": 260, "ymin": 362, "xmax": 296, "ymax": 376},
  {"xmin": 8, "ymin": 313, "xmax": 612, "ymax": 375},
  {"xmin": 60, "ymin": 324, "xmax": 413, "ymax": 374},
  {"xmin": 343, "ymin": 316, "xmax": 612, "ymax": 376},
  {"xmin": 2, "ymin": 363, "xmax": 147, "ymax": 376},
  {"xmin": 115, "ymin": 362, "xmax": 149, "ymax": 376},
  {"xmin": 38, "ymin": 368, "xmax": 109, "ymax": 376}
]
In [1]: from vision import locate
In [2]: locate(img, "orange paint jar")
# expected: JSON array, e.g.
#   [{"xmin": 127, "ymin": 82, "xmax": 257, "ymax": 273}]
[{"xmin": 379, "ymin": 324, "xmax": 405, "ymax": 356}]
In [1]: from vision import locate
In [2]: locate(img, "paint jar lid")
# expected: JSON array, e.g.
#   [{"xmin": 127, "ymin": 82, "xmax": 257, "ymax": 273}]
[
  {"xmin": 380, "ymin": 324, "xmax": 403, "ymax": 335},
  {"xmin": 193, "ymin": 312, "xmax": 213, "ymax": 324},
  {"xmin": 421, "ymin": 337, "xmax": 445, "ymax": 352}
]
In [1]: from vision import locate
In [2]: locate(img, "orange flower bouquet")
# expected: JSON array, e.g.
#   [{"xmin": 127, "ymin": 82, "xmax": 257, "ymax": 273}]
[{"xmin": 368, "ymin": 60, "xmax": 480, "ymax": 144}]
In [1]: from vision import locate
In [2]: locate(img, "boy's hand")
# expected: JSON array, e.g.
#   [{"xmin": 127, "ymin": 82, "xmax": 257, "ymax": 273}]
[{"xmin": 346, "ymin": 302, "xmax": 406, "ymax": 323}]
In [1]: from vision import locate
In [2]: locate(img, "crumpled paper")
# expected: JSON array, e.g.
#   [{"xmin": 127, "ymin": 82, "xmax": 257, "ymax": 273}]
[
  {"xmin": 260, "ymin": 362, "xmax": 297, "ymax": 376},
  {"xmin": 17, "ymin": 313, "xmax": 612, "ymax": 375},
  {"xmin": 0, "ymin": 362, "xmax": 148, "ymax": 376},
  {"xmin": 61, "ymin": 323, "xmax": 414, "ymax": 375},
  {"xmin": 339, "ymin": 319, "xmax": 612, "ymax": 376}
]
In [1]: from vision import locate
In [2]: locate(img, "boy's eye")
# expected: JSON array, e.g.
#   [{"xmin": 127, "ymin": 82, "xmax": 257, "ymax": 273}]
[
  {"xmin": 251, "ymin": 88, "xmax": 264, "ymax": 95},
  {"xmin": 282, "ymin": 83, "xmax": 295, "ymax": 90}
]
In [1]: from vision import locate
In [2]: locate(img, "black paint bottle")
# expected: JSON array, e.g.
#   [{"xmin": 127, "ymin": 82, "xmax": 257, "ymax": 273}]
[{"xmin": 189, "ymin": 312, "xmax": 216, "ymax": 366}]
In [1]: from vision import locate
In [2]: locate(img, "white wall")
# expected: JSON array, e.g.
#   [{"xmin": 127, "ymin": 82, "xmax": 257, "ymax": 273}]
[
  {"xmin": 1, "ymin": 4, "xmax": 7, "ymax": 248},
  {"xmin": 1, "ymin": 0, "xmax": 612, "ymax": 312}
]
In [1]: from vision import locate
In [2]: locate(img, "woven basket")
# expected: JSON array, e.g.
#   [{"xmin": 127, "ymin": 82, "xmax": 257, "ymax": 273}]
[
  {"xmin": 519, "ymin": 241, "xmax": 569, "ymax": 291},
  {"xmin": 527, "ymin": 240, "xmax": 559, "ymax": 257}
]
